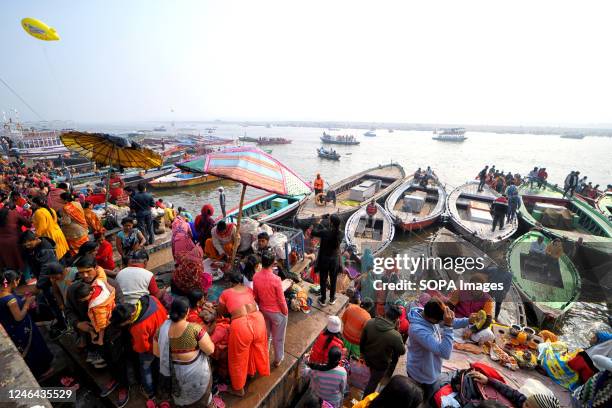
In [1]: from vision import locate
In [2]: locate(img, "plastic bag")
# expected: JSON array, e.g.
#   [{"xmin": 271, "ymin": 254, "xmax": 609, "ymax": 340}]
[
  {"xmin": 537, "ymin": 341, "xmax": 581, "ymax": 390},
  {"xmin": 269, "ymin": 232, "xmax": 288, "ymax": 252}
]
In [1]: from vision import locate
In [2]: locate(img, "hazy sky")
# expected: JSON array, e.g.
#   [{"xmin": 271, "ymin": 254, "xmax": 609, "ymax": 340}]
[{"xmin": 2, "ymin": 1, "xmax": 612, "ymax": 125}]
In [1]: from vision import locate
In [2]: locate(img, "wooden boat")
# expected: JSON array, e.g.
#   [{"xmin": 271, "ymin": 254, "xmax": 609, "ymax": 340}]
[
  {"xmin": 317, "ymin": 147, "xmax": 340, "ymax": 161},
  {"xmin": 520, "ymin": 181, "xmax": 596, "ymax": 207},
  {"xmin": 345, "ymin": 203, "xmax": 395, "ymax": 256},
  {"xmin": 385, "ymin": 174, "xmax": 446, "ymax": 231},
  {"xmin": 149, "ymin": 171, "xmax": 220, "ymax": 189},
  {"xmin": 517, "ymin": 183, "xmax": 612, "ymax": 253},
  {"xmin": 121, "ymin": 165, "xmax": 176, "ymax": 188},
  {"xmin": 320, "ymin": 132, "xmax": 360, "ymax": 145},
  {"xmin": 220, "ymin": 193, "xmax": 306, "ymax": 224},
  {"xmin": 256, "ymin": 137, "xmax": 292, "ymax": 145},
  {"xmin": 446, "ymin": 182, "xmax": 518, "ymax": 247},
  {"xmin": 238, "ymin": 136, "xmax": 258, "ymax": 143},
  {"xmin": 507, "ymin": 231, "xmax": 581, "ymax": 326},
  {"xmin": 428, "ymin": 227, "xmax": 526, "ymax": 326},
  {"xmin": 295, "ymin": 163, "xmax": 405, "ymax": 227},
  {"xmin": 596, "ymin": 192, "xmax": 612, "ymax": 220}
]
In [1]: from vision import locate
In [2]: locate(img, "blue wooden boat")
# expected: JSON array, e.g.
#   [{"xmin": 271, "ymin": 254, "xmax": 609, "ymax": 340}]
[{"xmin": 220, "ymin": 193, "xmax": 307, "ymax": 224}]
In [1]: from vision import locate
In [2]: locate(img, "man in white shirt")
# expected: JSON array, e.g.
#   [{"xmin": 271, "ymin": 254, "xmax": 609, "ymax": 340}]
[
  {"xmin": 115, "ymin": 250, "xmax": 161, "ymax": 305},
  {"xmin": 529, "ymin": 235, "xmax": 547, "ymax": 256}
]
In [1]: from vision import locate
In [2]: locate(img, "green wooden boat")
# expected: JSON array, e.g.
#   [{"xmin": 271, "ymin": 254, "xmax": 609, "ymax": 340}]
[
  {"xmin": 596, "ymin": 192, "xmax": 612, "ymax": 220},
  {"xmin": 517, "ymin": 183, "xmax": 612, "ymax": 254},
  {"xmin": 507, "ymin": 231, "xmax": 581, "ymax": 326}
]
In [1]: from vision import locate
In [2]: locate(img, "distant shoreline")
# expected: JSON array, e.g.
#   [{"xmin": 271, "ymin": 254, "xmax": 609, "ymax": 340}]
[
  {"xmin": 23, "ymin": 119, "xmax": 612, "ymax": 137},
  {"xmin": 203, "ymin": 120, "xmax": 612, "ymax": 137}
]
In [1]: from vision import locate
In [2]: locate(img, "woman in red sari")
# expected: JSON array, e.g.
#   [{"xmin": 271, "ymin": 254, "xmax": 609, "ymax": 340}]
[
  {"xmin": 59, "ymin": 192, "xmax": 89, "ymax": 256},
  {"xmin": 108, "ymin": 171, "xmax": 125, "ymax": 202},
  {"xmin": 94, "ymin": 231, "xmax": 115, "ymax": 271},
  {"xmin": 218, "ymin": 271, "xmax": 270, "ymax": 396},
  {"xmin": 194, "ymin": 204, "xmax": 215, "ymax": 248}
]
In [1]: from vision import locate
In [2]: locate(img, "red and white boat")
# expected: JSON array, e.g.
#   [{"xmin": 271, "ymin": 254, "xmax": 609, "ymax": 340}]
[{"xmin": 384, "ymin": 173, "xmax": 446, "ymax": 231}]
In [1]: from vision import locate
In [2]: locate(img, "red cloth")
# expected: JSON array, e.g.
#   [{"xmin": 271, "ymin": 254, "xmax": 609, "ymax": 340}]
[
  {"xmin": 252, "ymin": 267, "xmax": 288, "ymax": 315},
  {"xmin": 494, "ymin": 196, "xmax": 508, "ymax": 205},
  {"xmin": 309, "ymin": 332, "xmax": 344, "ymax": 365},
  {"xmin": 398, "ymin": 305, "xmax": 409, "ymax": 335},
  {"xmin": 470, "ymin": 362, "xmax": 506, "ymax": 383},
  {"xmin": 15, "ymin": 196, "xmax": 27, "ymax": 207},
  {"xmin": 84, "ymin": 194, "xmax": 106, "ymax": 205},
  {"xmin": 568, "ymin": 352, "xmax": 596, "ymax": 384},
  {"xmin": 129, "ymin": 297, "xmax": 168, "ymax": 354},
  {"xmin": 95, "ymin": 240, "xmax": 115, "ymax": 270},
  {"xmin": 187, "ymin": 308, "xmax": 205, "ymax": 325},
  {"xmin": 434, "ymin": 384, "xmax": 453, "ymax": 408}
]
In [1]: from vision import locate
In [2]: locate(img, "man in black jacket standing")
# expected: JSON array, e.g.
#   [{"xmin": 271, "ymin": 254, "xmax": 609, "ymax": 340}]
[
  {"xmin": 477, "ymin": 165, "xmax": 489, "ymax": 192},
  {"xmin": 130, "ymin": 182, "xmax": 156, "ymax": 245},
  {"xmin": 360, "ymin": 305, "xmax": 406, "ymax": 396}
]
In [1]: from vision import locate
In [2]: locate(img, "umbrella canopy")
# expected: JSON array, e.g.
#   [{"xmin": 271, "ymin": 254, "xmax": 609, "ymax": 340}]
[
  {"xmin": 177, "ymin": 146, "xmax": 311, "ymax": 266},
  {"xmin": 60, "ymin": 131, "xmax": 163, "ymax": 169},
  {"xmin": 176, "ymin": 146, "xmax": 311, "ymax": 196}
]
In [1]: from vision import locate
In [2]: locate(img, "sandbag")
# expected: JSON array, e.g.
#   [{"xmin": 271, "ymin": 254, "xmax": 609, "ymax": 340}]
[{"xmin": 238, "ymin": 218, "xmax": 258, "ymax": 252}]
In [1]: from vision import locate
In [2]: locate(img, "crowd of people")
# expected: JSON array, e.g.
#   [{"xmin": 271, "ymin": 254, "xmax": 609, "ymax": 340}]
[{"xmin": 1, "ymin": 156, "xmax": 611, "ymax": 408}]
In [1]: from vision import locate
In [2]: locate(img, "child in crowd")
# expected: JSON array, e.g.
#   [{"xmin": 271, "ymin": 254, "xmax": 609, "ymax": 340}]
[{"xmin": 75, "ymin": 280, "xmax": 116, "ymax": 345}]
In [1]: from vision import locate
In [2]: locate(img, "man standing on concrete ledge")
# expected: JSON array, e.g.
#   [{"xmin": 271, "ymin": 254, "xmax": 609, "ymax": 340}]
[
  {"xmin": 406, "ymin": 298, "xmax": 471, "ymax": 403},
  {"xmin": 360, "ymin": 305, "xmax": 406, "ymax": 397},
  {"xmin": 218, "ymin": 186, "xmax": 226, "ymax": 218},
  {"xmin": 130, "ymin": 182, "xmax": 156, "ymax": 245}
]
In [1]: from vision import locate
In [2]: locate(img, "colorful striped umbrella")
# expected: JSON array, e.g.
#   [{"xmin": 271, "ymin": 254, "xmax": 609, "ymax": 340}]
[
  {"xmin": 176, "ymin": 147, "xmax": 311, "ymax": 196},
  {"xmin": 177, "ymin": 147, "xmax": 311, "ymax": 263}
]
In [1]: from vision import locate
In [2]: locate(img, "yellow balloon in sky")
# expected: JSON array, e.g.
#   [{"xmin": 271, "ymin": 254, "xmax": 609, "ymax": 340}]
[{"xmin": 21, "ymin": 17, "xmax": 60, "ymax": 41}]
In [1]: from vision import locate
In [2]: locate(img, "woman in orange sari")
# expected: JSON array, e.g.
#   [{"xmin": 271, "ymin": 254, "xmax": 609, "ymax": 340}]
[
  {"xmin": 82, "ymin": 201, "xmax": 105, "ymax": 234},
  {"xmin": 59, "ymin": 192, "xmax": 89, "ymax": 256},
  {"xmin": 218, "ymin": 271, "xmax": 270, "ymax": 396}
]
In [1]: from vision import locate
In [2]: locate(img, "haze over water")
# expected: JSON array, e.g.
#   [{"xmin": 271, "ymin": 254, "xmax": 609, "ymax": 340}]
[{"xmin": 79, "ymin": 123, "xmax": 612, "ymax": 215}]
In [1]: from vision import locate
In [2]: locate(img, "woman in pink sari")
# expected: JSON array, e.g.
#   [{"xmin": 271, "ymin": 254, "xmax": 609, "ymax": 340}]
[
  {"xmin": 171, "ymin": 216, "xmax": 211, "ymax": 295},
  {"xmin": 171, "ymin": 215, "xmax": 195, "ymax": 258}
]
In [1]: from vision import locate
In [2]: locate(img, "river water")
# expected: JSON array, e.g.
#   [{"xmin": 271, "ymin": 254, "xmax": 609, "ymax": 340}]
[{"xmin": 80, "ymin": 122, "xmax": 611, "ymax": 346}]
